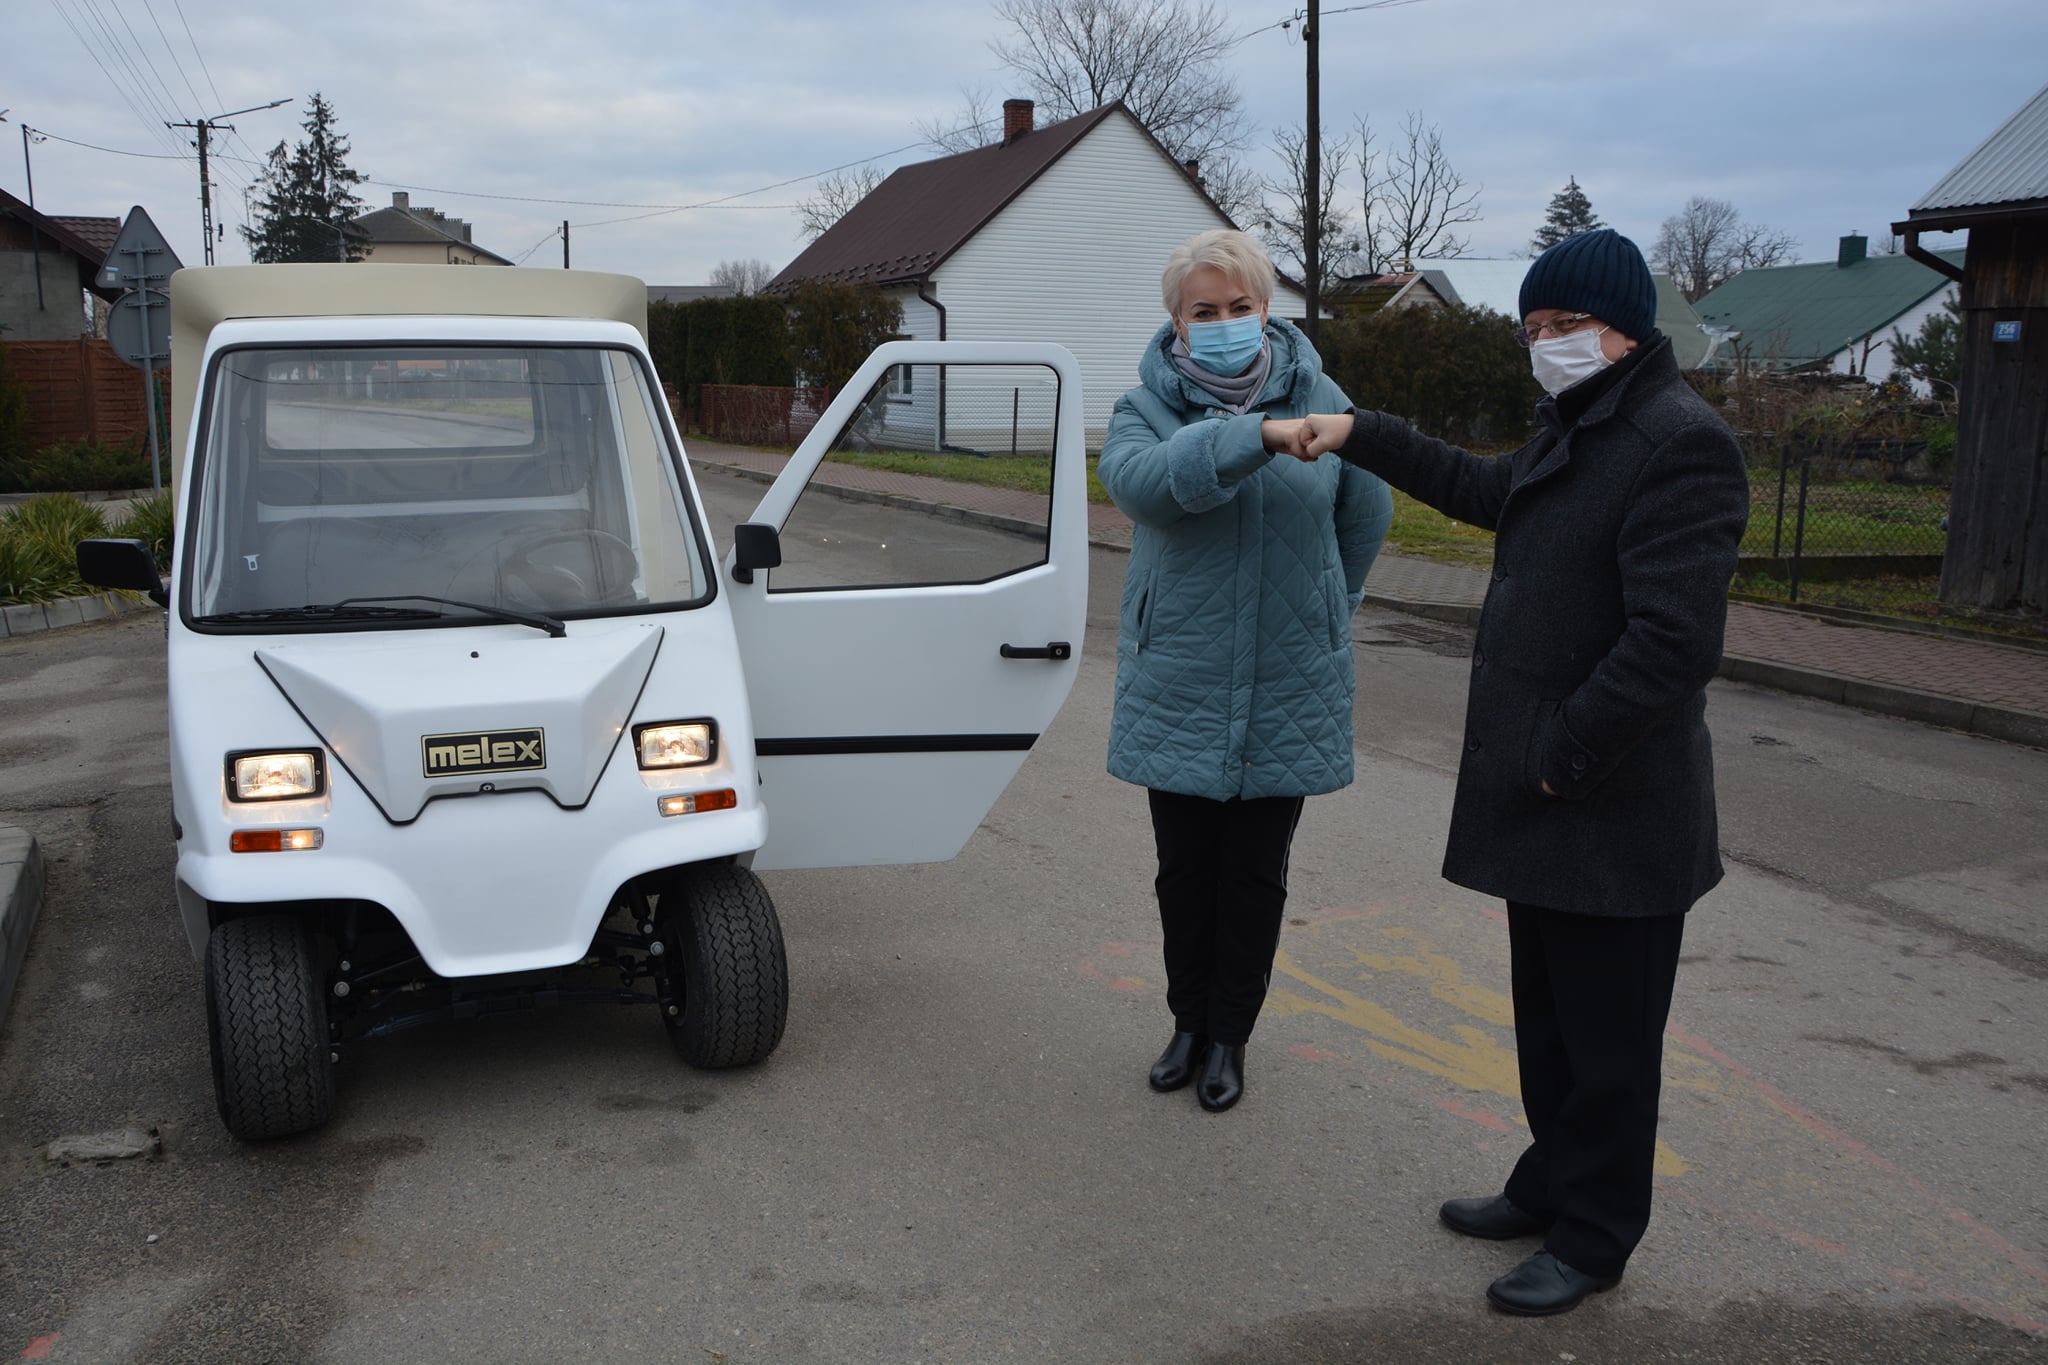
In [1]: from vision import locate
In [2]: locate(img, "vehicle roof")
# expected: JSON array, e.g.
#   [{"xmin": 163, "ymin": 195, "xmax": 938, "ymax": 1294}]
[{"xmin": 168, "ymin": 265, "xmax": 650, "ymax": 481}]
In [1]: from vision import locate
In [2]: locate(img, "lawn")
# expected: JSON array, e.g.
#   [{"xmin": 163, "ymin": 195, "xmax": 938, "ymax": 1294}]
[{"xmin": 1743, "ymin": 476, "xmax": 1949, "ymax": 558}]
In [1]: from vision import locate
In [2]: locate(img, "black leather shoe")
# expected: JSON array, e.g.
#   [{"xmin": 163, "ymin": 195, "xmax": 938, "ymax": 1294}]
[
  {"xmin": 1148, "ymin": 1031, "xmax": 1208, "ymax": 1092},
  {"xmin": 1439, "ymin": 1194, "xmax": 1550, "ymax": 1240},
  {"xmin": 1485, "ymin": 1252, "xmax": 1621, "ymax": 1316},
  {"xmin": 1195, "ymin": 1042, "xmax": 1245, "ymax": 1111}
]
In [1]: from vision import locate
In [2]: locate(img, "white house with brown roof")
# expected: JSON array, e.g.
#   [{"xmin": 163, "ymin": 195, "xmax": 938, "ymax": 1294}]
[
  {"xmin": 768, "ymin": 100, "xmax": 1306, "ymax": 445},
  {"xmin": 351, "ymin": 192, "xmax": 512, "ymax": 266}
]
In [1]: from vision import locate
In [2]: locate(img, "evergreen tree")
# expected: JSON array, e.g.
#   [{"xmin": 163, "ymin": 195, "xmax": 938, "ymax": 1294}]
[
  {"xmin": 1531, "ymin": 176, "xmax": 1603, "ymax": 254},
  {"xmin": 241, "ymin": 94, "xmax": 368, "ymax": 263},
  {"xmin": 1890, "ymin": 297, "xmax": 1962, "ymax": 403}
]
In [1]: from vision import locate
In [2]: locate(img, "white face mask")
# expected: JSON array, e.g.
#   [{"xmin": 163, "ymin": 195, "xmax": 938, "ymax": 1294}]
[{"xmin": 1529, "ymin": 326, "xmax": 1612, "ymax": 396}]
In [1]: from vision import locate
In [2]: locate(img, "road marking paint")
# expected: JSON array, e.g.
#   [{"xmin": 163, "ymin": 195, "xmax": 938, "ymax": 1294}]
[{"xmin": 21, "ymin": 1335, "xmax": 61, "ymax": 1361}]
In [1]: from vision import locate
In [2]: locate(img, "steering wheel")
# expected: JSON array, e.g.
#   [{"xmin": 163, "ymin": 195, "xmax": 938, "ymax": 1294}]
[{"xmin": 503, "ymin": 529, "xmax": 641, "ymax": 609}]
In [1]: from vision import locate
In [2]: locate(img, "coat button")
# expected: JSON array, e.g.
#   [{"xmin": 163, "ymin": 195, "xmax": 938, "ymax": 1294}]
[
  {"xmin": 1492, "ymin": 569, "xmax": 1507, "ymax": 584},
  {"xmin": 1466, "ymin": 738, "xmax": 1482, "ymax": 753},
  {"xmin": 1473, "ymin": 649, "xmax": 1485, "ymax": 668},
  {"xmin": 1571, "ymin": 755, "xmax": 1588, "ymax": 771}
]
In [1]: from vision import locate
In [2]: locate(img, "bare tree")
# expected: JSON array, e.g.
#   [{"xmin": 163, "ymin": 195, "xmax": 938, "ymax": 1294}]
[
  {"xmin": 985, "ymin": 0, "xmax": 1248, "ymax": 166},
  {"xmin": 794, "ymin": 165, "xmax": 886, "ymax": 242},
  {"xmin": 1191, "ymin": 152, "xmax": 1262, "ymax": 227},
  {"xmin": 1358, "ymin": 111, "xmax": 1481, "ymax": 273},
  {"xmin": 708, "ymin": 259, "xmax": 777, "ymax": 295},
  {"xmin": 916, "ymin": 86, "xmax": 1002, "ymax": 154},
  {"xmin": 1653, "ymin": 195, "xmax": 1798, "ymax": 301},
  {"xmin": 1256, "ymin": 124, "xmax": 1361, "ymax": 302}
]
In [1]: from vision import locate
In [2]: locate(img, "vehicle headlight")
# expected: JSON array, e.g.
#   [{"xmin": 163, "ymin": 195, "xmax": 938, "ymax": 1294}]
[
  {"xmin": 634, "ymin": 720, "xmax": 717, "ymax": 770},
  {"xmin": 228, "ymin": 750, "xmax": 324, "ymax": 801}
]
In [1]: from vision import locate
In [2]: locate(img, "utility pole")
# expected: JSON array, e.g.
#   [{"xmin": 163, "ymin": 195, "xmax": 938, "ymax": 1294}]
[
  {"xmin": 1304, "ymin": 0, "xmax": 1320, "ymax": 342},
  {"xmin": 562, "ymin": 220, "xmax": 570, "ymax": 269},
  {"xmin": 168, "ymin": 99, "xmax": 288, "ymax": 266},
  {"xmin": 6, "ymin": 113, "xmax": 48, "ymax": 310}
]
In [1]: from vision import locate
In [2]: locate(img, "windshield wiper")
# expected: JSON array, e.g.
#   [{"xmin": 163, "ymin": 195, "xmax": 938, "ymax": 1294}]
[{"xmin": 196, "ymin": 595, "xmax": 565, "ymax": 637}]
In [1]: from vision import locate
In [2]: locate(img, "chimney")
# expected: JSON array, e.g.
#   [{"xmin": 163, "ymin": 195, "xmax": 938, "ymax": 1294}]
[
  {"xmin": 1183, "ymin": 158, "xmax": 1201, "ymax": 181},
  {"xmin": 1838, "ymin": 233, "xmax": 1867, "ymax": 268},
  {"xmin": 392, "ymin": 191, "xmax": 410, "ymax": 211},
  {"xmin": 1002, "ymin": 99, "xmax": 1034, "ymax": 144}
]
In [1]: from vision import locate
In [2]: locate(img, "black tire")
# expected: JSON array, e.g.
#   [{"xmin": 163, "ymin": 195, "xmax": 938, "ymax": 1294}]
[
  {"xmin": 204, "ymin": 914, "xmax": 335, "ymax": 1140},
  {"xmin": 661, "ymin": 865, "xmax": 788, "ymax": 1069}
]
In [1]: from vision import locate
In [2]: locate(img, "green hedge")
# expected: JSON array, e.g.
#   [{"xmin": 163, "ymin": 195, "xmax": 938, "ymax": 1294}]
[
  {"xmin": 648, "ymin": 296, "xmax": 796, "ymax": 411},
  {"xmin": 1319, "ymin": 304, "xmax": 1542, "ymax": 449},
  {"xmin": 647, "ymin": 284, "xmax": 903, "ymax": 417},
  {"xmin": 0, "ymin": 437, "xmax": 157, "ymax": 495}
]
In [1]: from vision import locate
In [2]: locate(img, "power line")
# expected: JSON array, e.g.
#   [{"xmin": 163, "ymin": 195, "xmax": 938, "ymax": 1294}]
[
  {"xmin": 24, "ymin": 125, "xmax": 187, "ymax": 159},
  {"xmin": 79, "ymin": 0, "xmax": 186, "ymax": 135},
  {"xmin": 365, "ymin": 138, "xmax": 930, "ymax": 217},
  {"xmin": 48, "ymin": 0, "xmax": 192, "ymax": 161},
  {"xmin": 139, "ymin": 0, "xmax": 205, "ymax": 119}
]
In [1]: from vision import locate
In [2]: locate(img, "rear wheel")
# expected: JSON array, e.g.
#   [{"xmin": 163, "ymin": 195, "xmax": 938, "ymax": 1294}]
[
  {"xmin": 660, "ymin": 865, "xmax": 788, "ymax": 1068},
  {"xmin": 205, "ymin": 913, "xmax": 335, "ymax": 1139}
]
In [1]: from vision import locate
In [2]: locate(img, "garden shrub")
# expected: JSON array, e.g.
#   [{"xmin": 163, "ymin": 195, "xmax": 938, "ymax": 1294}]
[
  {"xmin": 0, "ymin": 493, "xmax": 109, "ymax": 604},
  {"xmin": 1318, "ymin": 305, "xmax": 1542, "ymax": 449},
  {"xmin": 0, "ymin": 437, "xmax": 156, "ymax": 493},
  {"xmin": 114, "ymin": 490, "xmax": 175, "ymax": 569}
]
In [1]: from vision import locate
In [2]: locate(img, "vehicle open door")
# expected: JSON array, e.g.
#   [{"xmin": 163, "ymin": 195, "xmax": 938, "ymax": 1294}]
[{"xmin": 725, "ymin": 342, "xmax": 1088, "ymax": 870}]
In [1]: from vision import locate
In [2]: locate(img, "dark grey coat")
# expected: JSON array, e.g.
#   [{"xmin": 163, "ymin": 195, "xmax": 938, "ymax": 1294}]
[{"xmin": 1339, "ymin": 336, "xmax": 1749, "ymax": 917}]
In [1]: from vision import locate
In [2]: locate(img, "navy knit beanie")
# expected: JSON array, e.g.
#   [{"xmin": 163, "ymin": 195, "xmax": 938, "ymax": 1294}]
[{"xmin": 1519, "ymin": 227, "xmax": 1657, "ymax": 342}]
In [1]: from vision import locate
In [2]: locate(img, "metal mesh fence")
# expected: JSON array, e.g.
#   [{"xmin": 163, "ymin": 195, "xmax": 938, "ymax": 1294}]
[{"xmin": 1740, "ymin": 443, "xmax": 1951, "ymax": 605}]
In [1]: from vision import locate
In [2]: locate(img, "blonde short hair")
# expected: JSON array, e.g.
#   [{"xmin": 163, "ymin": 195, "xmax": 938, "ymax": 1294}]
[{"xmin": 1160, "ymin": 229, "xmax": 1277, "ymax": 316}]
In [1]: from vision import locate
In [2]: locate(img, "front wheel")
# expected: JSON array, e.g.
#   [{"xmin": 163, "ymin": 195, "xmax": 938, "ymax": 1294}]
[
  {"xmin": 659, "ymin": 865, "xmax": 789, "ymax": 1069},
  {"xmin": 204, "ymin": 914, "xmax": 335, "ymax": 1139}
]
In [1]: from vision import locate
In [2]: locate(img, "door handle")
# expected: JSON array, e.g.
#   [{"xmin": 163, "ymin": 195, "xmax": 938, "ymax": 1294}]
[{"xmin": 1000, "ymin": 641, "xmax": 1072, "ymax": 661}]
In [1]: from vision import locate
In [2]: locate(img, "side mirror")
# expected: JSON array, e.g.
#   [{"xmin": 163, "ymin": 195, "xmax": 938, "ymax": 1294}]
[
  {"xmin": 731, "ymin": 522, "xmax": 782, "ymax": 585},
  {"xmin": 76, "ymin": 538, "xmax": 169, "ymax": 608}
]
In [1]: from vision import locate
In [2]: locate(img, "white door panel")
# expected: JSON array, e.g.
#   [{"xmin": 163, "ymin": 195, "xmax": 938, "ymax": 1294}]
[{"xmin": 728, "ymin": 342, "xmax": 1087, "ymax": 871}]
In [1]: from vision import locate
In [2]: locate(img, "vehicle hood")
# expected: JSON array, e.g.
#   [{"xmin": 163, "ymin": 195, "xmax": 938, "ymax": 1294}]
[{"xmin": 255, "ymin": 623, "xmax": 663, "ymax": 823}]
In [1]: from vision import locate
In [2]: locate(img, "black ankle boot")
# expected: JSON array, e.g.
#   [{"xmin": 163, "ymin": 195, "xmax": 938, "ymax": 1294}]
[
  {"xmin": 1148, "ymin": 1030, "xmax": 1207, "ymax": 1092},
  {"xmin": 1196, "ymin": 1041, "xmax": 1245, "ymax": 1111}
]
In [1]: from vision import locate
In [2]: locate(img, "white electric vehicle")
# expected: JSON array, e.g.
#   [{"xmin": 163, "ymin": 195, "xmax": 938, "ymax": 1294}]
[{"xmin": 79, "ymin": 266, "xmax": 1087, "ymax": 1139}]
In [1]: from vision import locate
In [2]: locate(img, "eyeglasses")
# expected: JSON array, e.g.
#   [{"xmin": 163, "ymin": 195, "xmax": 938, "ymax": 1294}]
[{"xmin": 1514, "ymin": 312, "xmax": 1596, "ymax": 347}]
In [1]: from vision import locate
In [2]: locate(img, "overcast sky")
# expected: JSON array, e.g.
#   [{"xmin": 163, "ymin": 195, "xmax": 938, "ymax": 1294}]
[{"xmin": 7, "ymin": 0, "xmax": 2041, "ymax": 285}]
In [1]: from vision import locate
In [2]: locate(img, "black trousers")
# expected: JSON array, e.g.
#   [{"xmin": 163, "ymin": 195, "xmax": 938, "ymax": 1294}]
[
  {"xmin": 1147, "ymin": 789, "xmax": 1306, "ymax": 1047},
  {"xmin": 1501, "ymin": 901, "xmax": 1686, "ymax": 1279}
]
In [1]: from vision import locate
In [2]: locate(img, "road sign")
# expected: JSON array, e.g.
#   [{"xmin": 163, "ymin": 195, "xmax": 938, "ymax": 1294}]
[
  {"xmin": 107, "ymin": 288, "xmax": 171, "ymax": 369},
  {"xmin": 97, "ymin": 205, "xmax": 184, "ymax": 292}
]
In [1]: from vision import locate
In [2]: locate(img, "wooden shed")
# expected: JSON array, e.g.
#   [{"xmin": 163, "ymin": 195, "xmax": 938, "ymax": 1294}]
[{"xmin": 1892, "ymin": 81, "xmax": 2048, "ymax": 611}]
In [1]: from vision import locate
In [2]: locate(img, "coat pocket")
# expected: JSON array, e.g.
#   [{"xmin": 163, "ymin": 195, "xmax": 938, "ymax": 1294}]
[
  {"xmin": 1137, "ymin": 570, "xmax": 1155, "ymax": 651},
  {"xmin": 1322, "ymin": 568, "xmax": 1347, "ymax": 652},
  {"xmin": 1522, "ymin": 696, "xmax": 1561, "ymax": 797}
]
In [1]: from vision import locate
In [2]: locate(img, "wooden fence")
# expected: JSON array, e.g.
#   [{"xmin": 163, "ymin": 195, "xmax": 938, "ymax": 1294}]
[{"xmin": 2, "ymin": 337, "xmax": 159, "ymax": 450}]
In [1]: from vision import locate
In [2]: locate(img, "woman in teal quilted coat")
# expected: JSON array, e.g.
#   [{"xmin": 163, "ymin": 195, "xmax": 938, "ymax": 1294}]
[{"xmin": 1098, "ymin": 229, "xmax": 1392, "ymax": 1112}]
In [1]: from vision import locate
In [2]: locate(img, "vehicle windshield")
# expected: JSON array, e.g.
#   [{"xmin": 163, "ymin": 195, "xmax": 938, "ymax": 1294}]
[{"xmin": 186, "ymin": 344, "xmax": 709, "ymax": 628}]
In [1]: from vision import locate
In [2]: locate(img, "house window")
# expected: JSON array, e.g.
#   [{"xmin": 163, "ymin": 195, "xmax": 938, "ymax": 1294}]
[{"xmin": 888, "ymin": 363, "xmax": 914, "ymax": 400}]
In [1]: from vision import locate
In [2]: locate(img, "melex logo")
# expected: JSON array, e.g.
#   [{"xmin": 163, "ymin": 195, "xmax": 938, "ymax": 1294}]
[{"xmin": 421, "ymin": 728, "xmax": 547, "ymax": 778}]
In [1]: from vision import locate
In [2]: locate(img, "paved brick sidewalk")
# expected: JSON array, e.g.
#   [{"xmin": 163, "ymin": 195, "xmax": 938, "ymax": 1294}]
[{"xmin": 690, "ymin": 441, "xmax": 2048, "ymax": 744}]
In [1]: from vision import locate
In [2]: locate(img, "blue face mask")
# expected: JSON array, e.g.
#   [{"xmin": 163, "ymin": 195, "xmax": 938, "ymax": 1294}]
[{"xmin": 1183, "ymin": 313, "xmax": 1266, "ymax": 375}]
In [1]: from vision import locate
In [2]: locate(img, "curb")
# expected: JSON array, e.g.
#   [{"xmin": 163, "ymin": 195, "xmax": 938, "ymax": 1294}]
[
  {"xmin": 1717, "ymin": 653, "xmax": 2048, "ymax": 749},
  {"xmin": 0, "ymin": 590, "xmax": 155, "ymax": 641},
  {"xmin": 0, "ymin": 825, "xmax": 45, "ymax": 1036}
]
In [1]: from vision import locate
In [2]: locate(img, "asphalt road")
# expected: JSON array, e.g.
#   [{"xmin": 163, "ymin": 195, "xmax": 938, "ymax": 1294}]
[{"xmin": 2, "ymin": 473, "xmax": 2045, "ymax": 1363}]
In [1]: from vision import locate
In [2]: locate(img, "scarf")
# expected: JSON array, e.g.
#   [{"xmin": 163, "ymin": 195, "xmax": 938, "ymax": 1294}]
[{"xmin": 1170, "ymin": 331, "xmax": 1274, "ymax": 414}]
